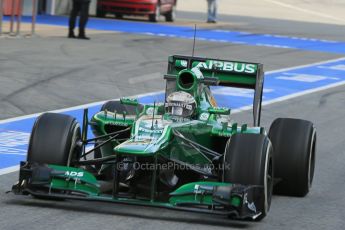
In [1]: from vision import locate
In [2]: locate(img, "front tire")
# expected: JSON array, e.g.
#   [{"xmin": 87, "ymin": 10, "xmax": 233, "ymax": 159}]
[
  {"xmin": 100, "ymin": 100, "xmax": 143, "ymax": 115},
  {"xmin": 223, "ymin": 134, "xmax": 273, "ymax": 220},
  {"xmin": 269, "ymin": 118, "xmax": 316, "ymax": 197},
  {"xmin": 28, "ymin": 113, "xmax": 81, "ymax": 166}
]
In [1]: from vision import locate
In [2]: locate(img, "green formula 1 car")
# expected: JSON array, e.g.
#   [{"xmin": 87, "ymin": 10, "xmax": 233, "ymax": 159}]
[{"xmin": 12, "ymin": 55, "xmax": 316, "ymax": 221}]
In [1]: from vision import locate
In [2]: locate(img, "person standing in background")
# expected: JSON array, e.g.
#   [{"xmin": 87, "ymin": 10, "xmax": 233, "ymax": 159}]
[
  {"xmin": 207, "ymin": 0, "xmax": 218, "ymax": 23},
  {"xmin": 68, "ymin": 0, "xmax": 91, "ymax": 39}
]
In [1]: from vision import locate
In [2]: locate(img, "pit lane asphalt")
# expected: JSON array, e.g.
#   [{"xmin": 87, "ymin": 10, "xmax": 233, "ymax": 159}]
[{"xmin": 1, "ymin": 18, "xmax": 345, "ymax": 230}]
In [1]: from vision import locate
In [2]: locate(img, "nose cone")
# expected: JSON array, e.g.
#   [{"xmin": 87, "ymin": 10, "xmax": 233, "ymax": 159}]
[
  {"xmin": 114, "ymin": 117, "xmax": 171, "ymax": 156},
  {"xmin": 115, "ymin": 139, "xmax": 161, "ymax": 156}
]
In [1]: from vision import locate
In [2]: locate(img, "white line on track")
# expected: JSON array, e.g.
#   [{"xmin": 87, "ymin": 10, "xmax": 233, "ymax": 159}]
[
  {"xmin": 0, "ymin": 90, "xmax": 163, "ymax": 125},
  {"xmin": 263, "ymin": 0, "xmax": 345, "ymax": 24},
  {"xmin": 1, "ymin": 57, "xmax": 345, "ymax": 175},
  {"xmin": 0, "ymin": 165, "xmax": 19, "ymax": 176},
  {"xmin": 232, "ymin": 80, "xmax": 345, "ymax": 114},
  {"xmin": 265, "ymin": 57, "xmax": 345, "ymax": 74}
]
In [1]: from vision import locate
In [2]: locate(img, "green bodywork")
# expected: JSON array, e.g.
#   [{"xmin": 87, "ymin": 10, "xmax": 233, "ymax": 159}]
[
  {"xmin": 43, "ymin": 165, "xmax": 242, "ymax": 209},
  {"xmin": 80, "ymin": 55, "xmax": 263, "ymax": 206},
  {"xmin": 90, "ymin": 56, "xmax": 263, "ymax": 158},
  {"xmin": 48, "ymin": 165, "xmax": 100, "ymax": 196},
  {"xmin": 16, "ymin": 55, "xmax": 265, "ymax": 215},
  {"xmin": 173, "ymin": 58, "xmax": 259, "ymax": 87}
]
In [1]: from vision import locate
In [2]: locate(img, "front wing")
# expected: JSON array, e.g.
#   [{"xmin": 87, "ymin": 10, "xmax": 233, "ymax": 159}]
[{"xmin": 11, "ymin": 162, "xmax": 264, "ymax": 220}]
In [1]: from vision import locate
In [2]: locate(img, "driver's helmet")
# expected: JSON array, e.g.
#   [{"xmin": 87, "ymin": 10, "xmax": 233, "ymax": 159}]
[{"xmin": 165, "ymin": 91, "xmax": 197, "ymax": 117}]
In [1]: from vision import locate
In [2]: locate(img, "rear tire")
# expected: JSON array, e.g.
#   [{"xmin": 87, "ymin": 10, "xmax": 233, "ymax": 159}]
[
  {"xmin": 165, "ymin": 6, "xmax": 176, "ymax": 22},
  {"xmin": 223, "ymin": 134, "xmax": 273, "ymax": 221},
  {"xmin": 28, "ymin": 113, "xmax": 81, "ymax": 166},
  {"xmin": 115, "ymin": 14, "xmax": 123, "ymax": 19},
  {"xmin": 269, "ymin": 118, "xmax": 316, "ymax": 197}
]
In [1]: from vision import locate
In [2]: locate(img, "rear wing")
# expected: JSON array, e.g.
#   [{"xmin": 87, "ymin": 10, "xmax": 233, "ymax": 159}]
[{"xmin": 166, "ymin": 55, "xmax": 264, "ymax": 126}]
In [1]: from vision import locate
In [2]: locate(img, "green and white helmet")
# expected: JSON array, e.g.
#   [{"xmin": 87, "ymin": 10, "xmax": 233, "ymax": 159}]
[{"xmin": 165, "ymin": 91, "xmax": 197, "ymax": 117}]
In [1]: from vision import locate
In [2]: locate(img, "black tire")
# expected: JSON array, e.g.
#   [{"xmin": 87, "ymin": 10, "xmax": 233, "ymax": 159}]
[
  {"xmin": 149, "ymin": 4, "xmax": 160, "ymax": 22},
  {"xmin": 96, "ymin": 6, "xmax": 106, "ymax": 18},
  {"xmin": 28, "ymin": 113, "xmax": 81, "ymax": 166},
  {"xmin": 100, "ymin": 100, "xmax": 143, "ymax": 115},
  {"xmin": 269, "ymin": 118, "xmax": 316, "ymax": 197},
  {"xmin": 165, "ymin": 6, "xmax": 176, "ymax": 22},
  {"xmin": 94, "ymin": 101, "xmax": 143, "ymax": 166},
  {"xmin": 115, "ymin": 14, "xmax": 123, "ymax": 19},
  {"xmin": 223, "ymin": 134, "xmax": 274, "ymax": 220}
]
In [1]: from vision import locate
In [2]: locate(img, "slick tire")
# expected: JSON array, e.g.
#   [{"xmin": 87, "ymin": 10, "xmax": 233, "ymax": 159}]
[
  {"xmin": 223, "ymin": 133, "xmax": 274, "ymax": 221},
  {"xmin": 269, "ymin": 118, "xmax": 316, "ymax": 197},
  {"xmin": 27, "ymin": 113, "xmax": 81, "ymax": 166},
  {"xmin": 165, "ymin": 6, "xmax": 176, "ymax": 22},
  {"xmin": 115, "ymin": 14, "xmax": 123, "ymax": 19},
  {"xmin": 100, "ymin": 100, "xmax": 143, "ymax": 115}
]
